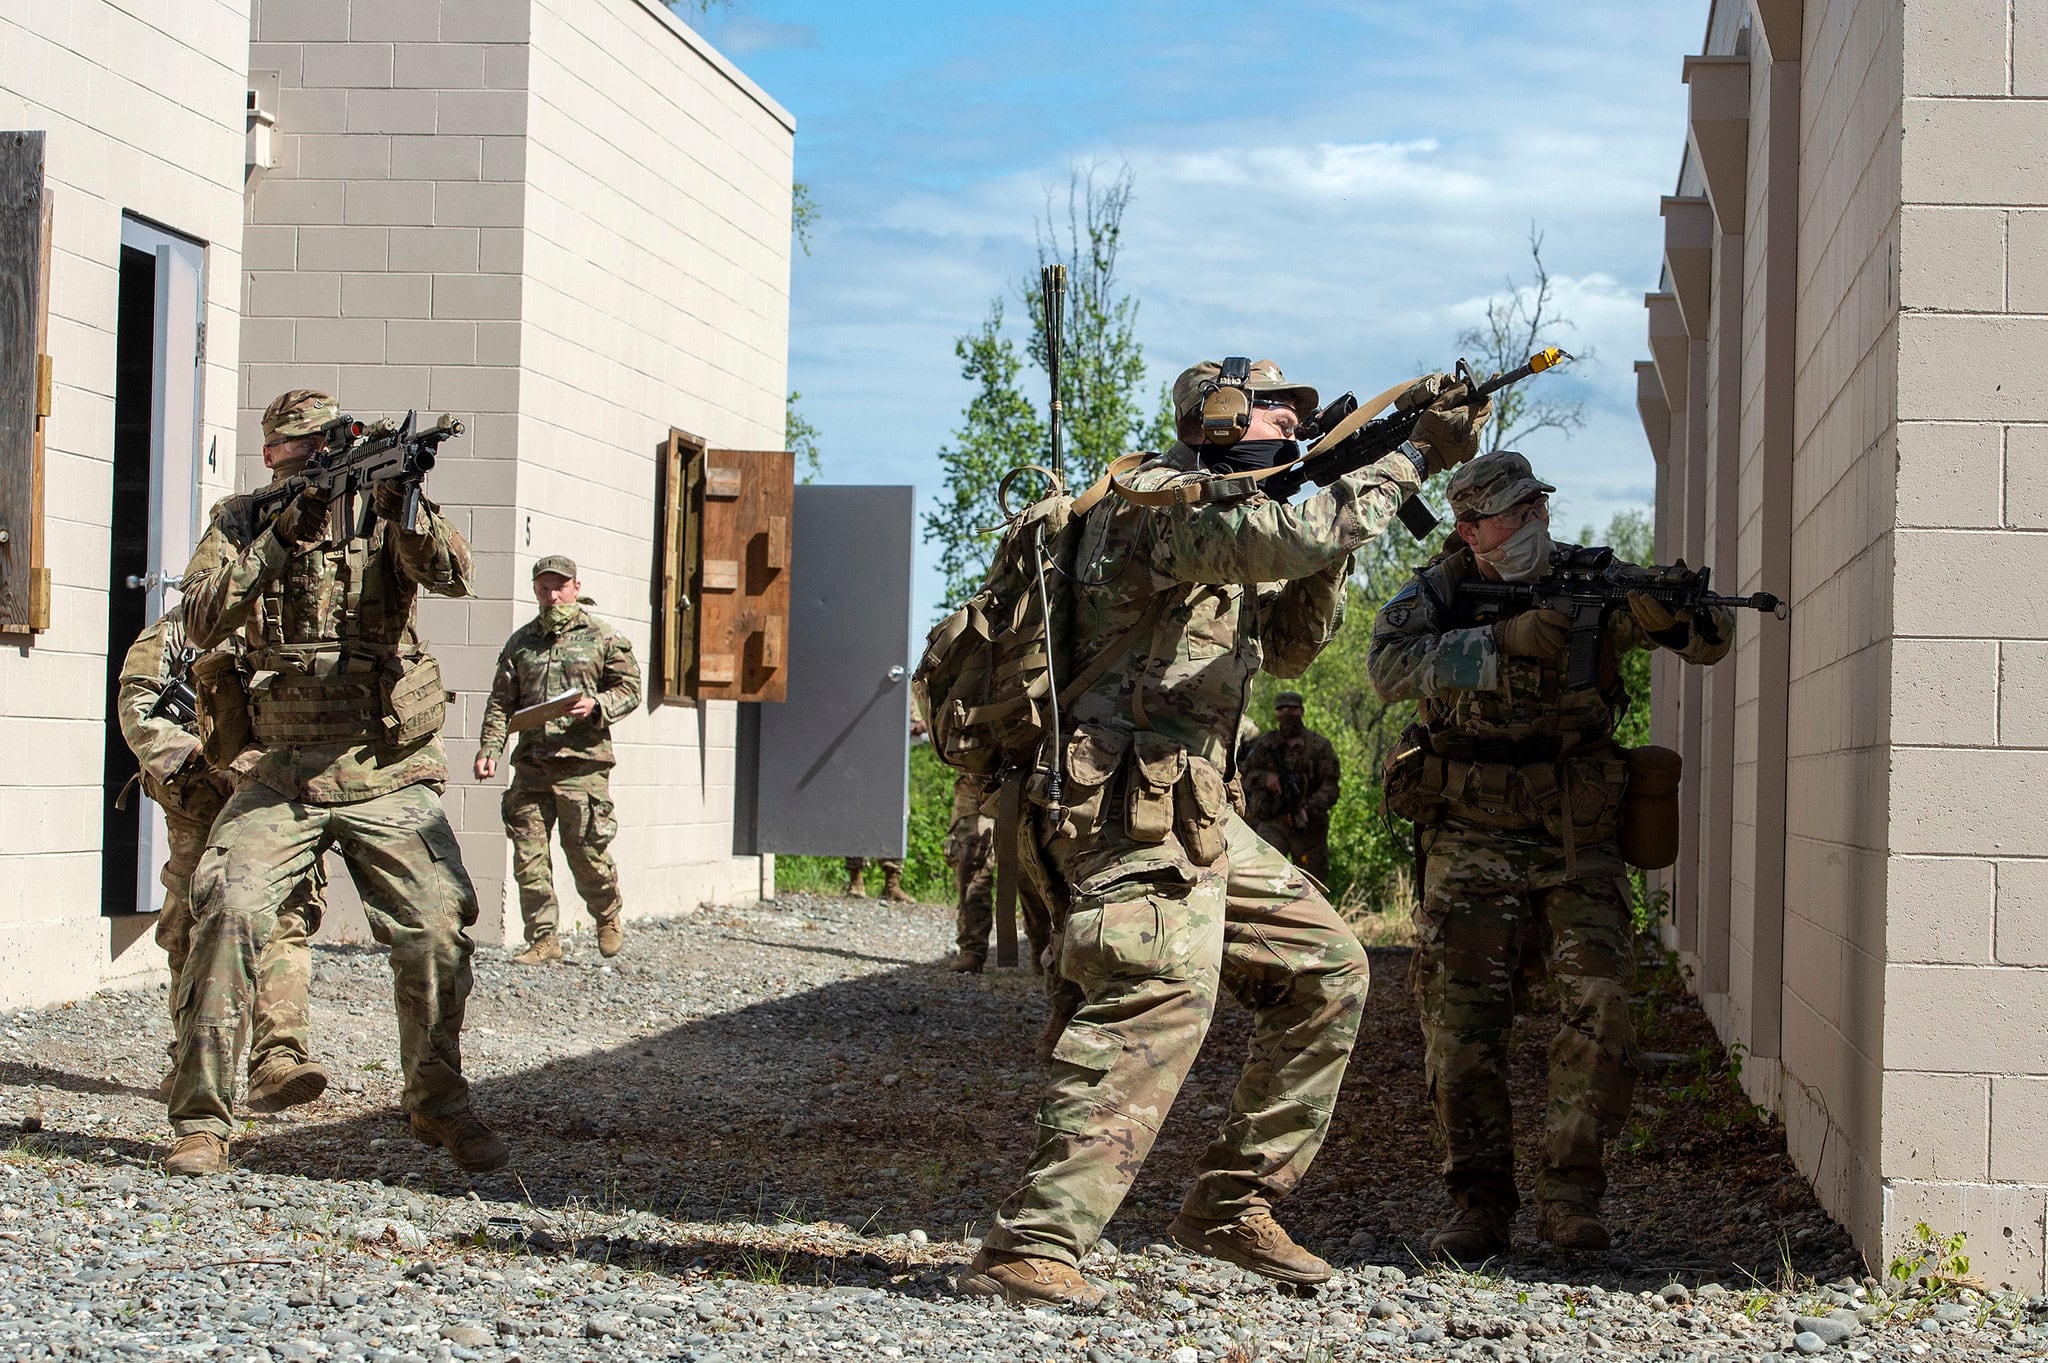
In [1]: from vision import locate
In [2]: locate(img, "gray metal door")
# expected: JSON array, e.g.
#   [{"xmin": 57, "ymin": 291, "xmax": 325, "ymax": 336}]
[{"xmin": 755, "ymin": 485, "xmax": 913, "ymax": 856}]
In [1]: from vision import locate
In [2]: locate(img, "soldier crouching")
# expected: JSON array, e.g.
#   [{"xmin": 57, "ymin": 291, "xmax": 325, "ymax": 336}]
[{"xmin": 1368, "ymin": 450, "xmax": 1732, "ymax": 1259}]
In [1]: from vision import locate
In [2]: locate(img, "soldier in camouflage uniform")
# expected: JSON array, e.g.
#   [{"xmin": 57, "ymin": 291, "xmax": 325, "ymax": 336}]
[
  {"xmin": 476, "ymin": 555, "xmax": 642, "ymax": 964},
  {"xmin": 162, "ymin": 389, "xmax": 507, "ymax": 1179},
  {"xmin": 1239, "ymin": 691, "xmax": 1342, "ymax": 881},
  {"xmin": 963, "ymin": 358, "xmax": 1489, "ymax": 1306},
  {"xmin": 1368, "ymin": 450, "xmax": 1732, "ymax": 1259},
  {"xmin": 844, "ymin": 856, "xmax": 912, "ymax": 903},
  {"xmin": 117, "ymin": 603, "xmax": 327, "ymax": 1109},
  {"xmin": 945, "ymin": 772, "xmax": 997, "ymax": 972}
]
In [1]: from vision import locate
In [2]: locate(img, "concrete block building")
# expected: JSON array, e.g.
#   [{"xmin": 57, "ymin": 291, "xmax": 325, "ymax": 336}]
[
  {"xmin": 0, "ymin": 0, "xmax": 793, "ymax": 1007},
  {"xmin": 1642, "ymin": 0, "xmax": 2048, "ymax": 1289}
]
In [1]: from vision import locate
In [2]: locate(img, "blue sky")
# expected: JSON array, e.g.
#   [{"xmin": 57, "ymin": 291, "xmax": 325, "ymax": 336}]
[{"xmin": 686, "ymin": 1, "xmax": 1705, "ymax": 625}]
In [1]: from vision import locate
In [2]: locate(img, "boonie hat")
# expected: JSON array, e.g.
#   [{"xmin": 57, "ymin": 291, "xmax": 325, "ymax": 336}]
[
  {"xmin": 262, "ymin": 389, "xmax": 340, "ymax": 440},
  {"xmin": 1171, "ymin": 358, "xmax": 1319, "ymax": 422},
  {"xmin": 1448, "ymin": 450, "xmax": 1556, "ymax": 521},
  {"xmin": 532, "ymin": 554, "xmax": 577, "ymax": 581}
]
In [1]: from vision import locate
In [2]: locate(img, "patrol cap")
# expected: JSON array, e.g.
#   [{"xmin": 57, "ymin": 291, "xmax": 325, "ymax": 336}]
[
  {"xmin": 1447, "ymin": 449, "xmax": 1556, "ymax": 521},
  {"xmin": 1274, "ymin": 691, "xmax": 1305, "ymax": 710},
  {"xmin": 531, "ymin": 554, "xmax": 577, "ymax": 581},
  {"xmin": 261, "ymin": 388, "xmax": 341, "ymax": 440},
  {"xmin": 1171, "ymin": 358, "xmax": 1318, "ymax": 421}
]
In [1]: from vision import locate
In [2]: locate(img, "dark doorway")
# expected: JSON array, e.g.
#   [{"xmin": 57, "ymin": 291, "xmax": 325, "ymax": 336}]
[{"xmin": 99, "ymin": 245, "xmax": 157, "ymax": 918}]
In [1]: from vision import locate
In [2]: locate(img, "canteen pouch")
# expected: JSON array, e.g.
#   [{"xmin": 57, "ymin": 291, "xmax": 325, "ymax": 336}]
[
  {"xmin": 1125, "ymin": 731, "xmax": 1187, "ymax": 844},
  {"xmin": 382, "ymin": 653, "xmax": 449, "ymax": 747},
  {"xmin": 191, "ymin": 648, "xmax": 252, "ymax": 769},
  {"xmin": 1618, "ymin": 744, "xmax": 1683, "ymax": 869},
  {"xmin": 1042, "ymin": 725, "xmax": 1128, "ymax": 843},
  {"xmin": 1175, "ymin": 755, "xmax": 1229, "ymax": 866}
]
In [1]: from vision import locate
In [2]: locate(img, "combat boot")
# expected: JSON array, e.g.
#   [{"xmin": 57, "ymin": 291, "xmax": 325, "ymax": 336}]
[
  {"xmin": 958, "ymin": 1249, "xmax": 1107, "ymax": 1309},
  {"xmin": 246, "ymin": 1057, "xmax": 329, "ymax": 1113},
  {"xmin": 1429, "ymin": 1205, "xmax": 1511, "ymax": 1263},
  {"xmin": 847, "ymin": 875, "xmax": 869, "ymax": 899},
  {"xmin": 881, "ymin": 868, "xmax": 915, "ymax": 904},
  {"xmin": 164, "ymin": 1133, "xmax": 230, "ymax": 1177},
  {"xmin": 948, "ymin": 951, "xmax": 984, "ymax": 974},
  {"xmin": 1537, "ymin": 1201, "xmax": 1611, "ymax": 1250},
  {"xmin": 512, "ymin": 935, "xmax": 562, "ymax": 966},
  {"xmin": 410, "ymin": 1109, "xmax": 512, "ymax": 1173},
  {"xmin": 596, "ymin": 916, "xmax": 624, "ymax": 958},
  {"xmin": 1166, "ymin": 1210, "xmax": 1332, "ymax": 1285}
]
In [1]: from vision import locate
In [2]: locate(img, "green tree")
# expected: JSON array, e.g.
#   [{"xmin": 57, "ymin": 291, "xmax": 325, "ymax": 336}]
[
  {"xmin": 786, "ymin": 390, "xmax": 822, "ymax": 484},
  {"xmin": 1459, "ymin": 227, "xmax": 1590, "ymax": 452},
  {"xmin": 924, "ymin": 164, "xmax": 1157, "ymax": 613}
]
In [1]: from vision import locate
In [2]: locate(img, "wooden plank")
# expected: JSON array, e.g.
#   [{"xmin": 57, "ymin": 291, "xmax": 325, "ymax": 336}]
[
  {"xmin": 0, "ymin": 131, "xmax": 47, "ymax": 634},
  {"xmin": 650, "ymin": 427, "xmax": 705, "ymax": 705},
  {"xmin": 704, "ymin": 466, "xmax": 742, "ymax": 499},
  {"xmin": 691, "ymin": 449, "xmax": 793, "ymax": 704}
]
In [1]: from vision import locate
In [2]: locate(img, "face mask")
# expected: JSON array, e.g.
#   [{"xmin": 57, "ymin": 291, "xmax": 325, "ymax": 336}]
[
  {"xmin": 1277, "ymin": 711, "xmax": 1304, "ymax": 733},
  {"xmin": 542, "ymin": 601, "xmax": 579, "ymax": 631},
  {"xmin": 1201, "ymin": 438, "xmax": 1305, "ymax": 476},
  {"xmin": 1473, "ymin": 521, "xmax": 1554, "ymax": 583}
]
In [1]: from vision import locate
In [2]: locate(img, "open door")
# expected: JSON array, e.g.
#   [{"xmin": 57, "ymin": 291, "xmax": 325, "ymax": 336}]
[
  {"xmin": 101, "ymin": 215, "xmax": 205, "ymax": 918},
  {"xmin": 753, "ymin": 485, "xmax": 913, "ymax": 857}
]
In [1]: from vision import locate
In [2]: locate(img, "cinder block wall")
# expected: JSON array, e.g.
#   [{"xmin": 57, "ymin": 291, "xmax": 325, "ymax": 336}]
[
  {"xmin": 0, "ymin": 0, "xmax": 252, "ymax": 1007},
  {"xmin": 1881, "ymin": 0, "xmax": 2048, "ymax": 1294}
]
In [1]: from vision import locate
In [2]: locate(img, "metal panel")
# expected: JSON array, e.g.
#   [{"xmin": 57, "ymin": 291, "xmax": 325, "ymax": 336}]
[{"xmin": 755, "ymin": 485, "xmax": 913, "ymax": 856}]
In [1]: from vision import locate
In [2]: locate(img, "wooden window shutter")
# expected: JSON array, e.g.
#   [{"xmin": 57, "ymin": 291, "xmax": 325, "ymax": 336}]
[
  {"xmin": 692, "ymin": 448, "xmax": 793, "ymax": 703},
  {"xmin": 651, "ymin": 427, "xmax": 705, "ymax": 706},
  {"xmin": 0, "ymin": 130, "xmax": 53, "ymax": 636}
]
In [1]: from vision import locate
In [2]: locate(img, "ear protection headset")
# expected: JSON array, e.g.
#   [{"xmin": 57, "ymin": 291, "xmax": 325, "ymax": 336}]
[{"xmin": 1198, "ymin": 356, "xmax": 1255, "ymax": 447}]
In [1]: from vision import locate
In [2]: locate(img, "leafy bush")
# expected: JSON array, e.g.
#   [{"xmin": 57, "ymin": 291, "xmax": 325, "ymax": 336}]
[{"xmin": 774, "ymin": 743, "xmax": 956, "ymax": 904}]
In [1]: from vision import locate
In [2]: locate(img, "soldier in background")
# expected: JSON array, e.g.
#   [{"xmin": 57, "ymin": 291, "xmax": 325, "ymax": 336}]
[
  {"xmin": 163, "ymin": 388, "xmax": 506, "ymax": 1178},
  {"xmin": 476, "ymin": 555, "xmax": 642, "ymax": 964},
  {"xmin": 1239, "ymin": 691, "xmax": 1341, "ymax": 881},
  {"xmin": 844, "ymin": 855, "xmax": 913, "ymax": 903},
  {"xmin": 1369, "ymin": 450, "xmax": 1732, "ymax": 1260},
  {"xmin": 117, "ymin": 601, "xmax": 327, "ymax": 1110},
  {"xmin": 945, "ymin": 772, "xmax": 996, "ymax": 971}
]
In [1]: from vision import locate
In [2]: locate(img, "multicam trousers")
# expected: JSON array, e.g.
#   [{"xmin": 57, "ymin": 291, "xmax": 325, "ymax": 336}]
[
  {"xmin": 1412, "ymin": 822, "xmax": 1636, "ymax": 1214},
  {"xmin": 949, "ymin": 824, "xmax": 995, "ymax": 962},
  {"xmin": 503, "ymin": 768, "xmax": 621, "ymax": 944},
  {"xmin": 171, "ymin": 780, "xmax": 479, "ymax": 1139},
  {"xmin": 984, "ymin": 809, "xmax": 1369, "ymax": 1268},
  {"xmin": 155, "ymin": 800, "xmax": 325, "ymax": 1078}
]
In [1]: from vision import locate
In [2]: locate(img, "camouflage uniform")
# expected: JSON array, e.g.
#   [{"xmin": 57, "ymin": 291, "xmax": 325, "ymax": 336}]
[
  {"xmin": 1368, "ymin": 452, "xmax": 1732, "ymax": 1220},
  {"xmin": 946, "ymin": 772, "xmax": 996, "ymax": 965},
  {"xmin": 982, "ymin": 421, "xmax": 1427, "ymax": 1269},
  {"xmin": 168, "ymin": 392, "xmax": 485, "ymax": 1143},
  {"xmin": 477, "ymin": 570, "xmax": 642, "ymax": 948},
  {"xmin": 1239, "ymin": 712, "xmax": 1341, "ymax": 881},
  {"xmin": 117, "ymin": 604, "xmax": 326, "ymax": 1083}
]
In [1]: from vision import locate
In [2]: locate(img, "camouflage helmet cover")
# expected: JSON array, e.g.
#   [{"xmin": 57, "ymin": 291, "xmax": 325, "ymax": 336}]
[
  {"xmin": 261, "ymin": 388, "xmax": 341, "ymax": 440},
  {"xmin": 1446, "ymin": 449, "xmax": 1556, "ymax": 521},
  {"xmin": 1170, "ymin": 359, "xmax": 1319, "ymax": 424}
]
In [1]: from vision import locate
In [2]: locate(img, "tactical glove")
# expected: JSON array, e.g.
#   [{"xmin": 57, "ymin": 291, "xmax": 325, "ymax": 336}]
[
  {"xmin": 1412, "ymin": 394, "xmax": 1493, "ymax": 473},
  {"xmin": 1496, "ymin": 607, "xmax": 1570, "ymax": 659},
  {"xmin": 273, "ymin": 484, "xmax": 332, "ymax": 549},
  {"xmin": 371, "ymin": 479, "xmax": 413, "ymax": 529},
  {"xmin": 1628, "ymin": 591, "xmax": 1693, "ymax": 648}
]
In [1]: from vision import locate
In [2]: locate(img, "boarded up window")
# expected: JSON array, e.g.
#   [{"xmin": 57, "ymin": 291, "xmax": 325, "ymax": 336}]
[
  {"xmin": 693, "ymin": 449, "xmax": 793, "ymax": 704},
  {"xmin": 652, "ymin": 427, "xmax": 705, "ymax": 706},
  {"xmin": 0, "ymin": 130, "xmax": 52, "ymax": 635}
]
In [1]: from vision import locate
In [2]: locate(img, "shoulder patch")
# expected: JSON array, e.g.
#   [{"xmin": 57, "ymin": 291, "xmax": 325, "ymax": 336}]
[{"xmin": 1383, "ymin": 603, "xmax": 1412, "ymax": 629}]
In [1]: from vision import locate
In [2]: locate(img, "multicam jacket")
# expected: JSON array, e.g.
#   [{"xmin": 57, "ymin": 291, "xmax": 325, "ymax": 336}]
[
  {"xmin": 180, "ymin": 490, "xmax": 475, "ymax": 804},
  {"xmin": 116, "ymin": 603, "xmax": 233, "ymax": 815},
  {"xmin": 477, "ymin": 606, "xmax": 641, "ymax": 779},
  {"xmin": 1367, "ymin": 539, "xmax": 1733, "ymax": 746},
  {"xmin": 1063, "ymin": 442, "xmax": 1426, "ymax": 771},
  {"xmin": 1239, "ymin": 725, "xmax": 1342, "ymax": 830}
]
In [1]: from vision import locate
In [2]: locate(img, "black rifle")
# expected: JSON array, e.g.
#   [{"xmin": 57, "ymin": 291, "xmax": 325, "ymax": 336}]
[
  {"xmin": 145, "ymin": 645, "xmax": 200, "ymax": 727},
  {"xmin": 251, "ymin": 410, "xmax": 464, "ymax": 542},
  {"xmin": 1455, "ymin": 545, "xmax": 1786, "ymax": 691},
  {"xmin": 1273, "ymin": 348, "xmax": 1575, "ymax": 539}
]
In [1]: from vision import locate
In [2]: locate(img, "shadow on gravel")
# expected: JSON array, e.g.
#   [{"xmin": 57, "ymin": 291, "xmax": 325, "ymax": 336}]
[
  {"xmin": 36, "ymin": 907, "xmax": 1863, "ymax": 1296},
  {"xmin": 0, "ymin": 1060, "xmax": 163, "ymax": 1104}
]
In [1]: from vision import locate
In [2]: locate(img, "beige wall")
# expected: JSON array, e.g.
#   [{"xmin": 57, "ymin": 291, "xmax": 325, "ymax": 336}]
[
  {"xmin": 1652, "ymin": 0, "xmax": 2048, "ymax": 1290},
  {"xmin": 241, "ymin": 0, "xmax": 791, "ymax": 943},
  {"xmin": 0, "ymin": 0, "xmax": 252, "ymax": 1007}
]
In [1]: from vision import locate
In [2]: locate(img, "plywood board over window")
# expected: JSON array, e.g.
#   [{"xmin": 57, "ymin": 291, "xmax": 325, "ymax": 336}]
[{"xmin": 0, "ymin": 130, "xmax": 53, "ymax": 636}]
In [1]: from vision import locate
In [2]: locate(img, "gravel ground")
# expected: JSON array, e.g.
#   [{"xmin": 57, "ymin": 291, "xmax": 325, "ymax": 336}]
[{"xmin": 2, "ymin": 893, "xmax": 2044, "ymax": 1363}]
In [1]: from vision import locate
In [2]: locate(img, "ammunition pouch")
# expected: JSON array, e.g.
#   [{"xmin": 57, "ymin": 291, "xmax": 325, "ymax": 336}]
[
  {"xmin": 1175, "ymin": 755, "xmax": 1230, "ymax": 867},
  {"xmin": 1618, "ymin": 744, "xmax": 1683, "ymax": 869},
  {"xmin": 381, "ymin": 653, "xmax": 449, "ymax": 747},
  {"xmin": 1035, "ymin": 725, "xmax": 1229, "ymax": 868},
  {"xmin": 1381, "ymin": 722, "xmax": 1627, "ymax": 847},
  {"xmin": 246, "ymin": 648, "xmax": 383, "ymax": 746},
  {"xmin": 191, "ymin": 649, "xmax": 253, "ymax": 769},
  {"xmin": 1126, "ymin": 732, "xmax": 1185, "ymax": 844}
]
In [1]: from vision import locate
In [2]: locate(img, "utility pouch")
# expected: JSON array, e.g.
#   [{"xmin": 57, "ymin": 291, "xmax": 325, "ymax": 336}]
[
  {"xmin": 1125, "ymin": 731, "xmax": 1186, "ymax": 844},
  {"xmin": 1041, "ymin": 725, "xmax": 1128, "ymax": 842},
  {"xmin": 1175, "ymin": 755, "xmax": 1229, "ymax": 866},
  {"xmin": 382, "ymin": 653, "xmax": 449, "ymax": 747},
  {"xmin": 1618, "ymin": 744, "xmax": 1683, "ymax": 869},
  {"xmin": 1381, "ymin": 723, "xmax": 1446, "ymax": 825},
  {"xmin": 191, "ymin": 648, "xmax": 252, "ymax": 769}
]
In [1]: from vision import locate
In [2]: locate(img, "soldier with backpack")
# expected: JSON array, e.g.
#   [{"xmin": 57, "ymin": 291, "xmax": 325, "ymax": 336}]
[{"xmin": 925, "ymin": 357, "xmax": 1490, "ymax": 1306}]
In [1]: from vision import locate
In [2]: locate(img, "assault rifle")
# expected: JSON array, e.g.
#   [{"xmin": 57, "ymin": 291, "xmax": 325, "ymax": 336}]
[
  {"xmin": 1456, "ymin": 545, "xmax": 1786, "ymax": 691},
  {"xmin": 145, "ymin": 645, "xmax": 200, "ymax": 727},
  {"xmin": 250, "ymin": 410, "xmax": 464, "ymax": 542},
  {"xmin": 1271, "ymin": 348, "xmax": 1576, "ymax": 539}
]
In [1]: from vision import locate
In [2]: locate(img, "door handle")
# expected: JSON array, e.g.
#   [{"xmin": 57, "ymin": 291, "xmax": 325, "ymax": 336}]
[
  {"xmin": 885, "ymin": 665, "xmax": 907, "ymax": 684},
  {"xmin": 125, "ymin": 570, "xmax": 185, "ymax": 592}
]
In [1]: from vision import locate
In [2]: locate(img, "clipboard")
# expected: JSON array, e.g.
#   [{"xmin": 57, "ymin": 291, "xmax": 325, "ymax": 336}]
[{"xmin": 509, "ymin": 688, "xmax": 583, "ymax": 733}]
